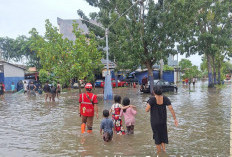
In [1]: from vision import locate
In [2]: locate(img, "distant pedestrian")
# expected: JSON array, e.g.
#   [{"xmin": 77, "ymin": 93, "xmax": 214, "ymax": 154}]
[
  {"xmin": 192, "ymin": 78, "xmax": 196, "ymax": 86},
  {"xmin": 182, "ymin": 79, "xmax": 185, "ymax": 85},
  {"xmin": 185, "ymin": 78, "xmax": 188, "ymax": 85},
  {"xmin": 11, "ymin": 82, "xmax": 15, "ymax": 93},
  {"xmin": 56, "ymin": 82, "xmax": 61, "ymax": 99},
  {"xmin": 120, "ymin": 97, "xmax": 137, "ymax": 134},
  {"xmin": 0, "ymin": 82, "xmax": 5, "ymax": 99},
  {"xmin": 50, "ymin": 85, "xmax": 56, "ymax": 101},
  {"xmin": 146, "ymin": 86, "xmax": 178, "ymax": 154},
  {"xmin": 100, "ymin": 110, "xmax": 114, "ymax": 142},
  {"xmin": 43, "ymin": 81, "xmax": 51, "ymax": 101},
  {"xmin": 141, "ymin": 76, "xmax": 148, "ymax": 89},
  {"xmin": 28, "ymin": 81, "xmax": 36, "ymax": 96},
  {"xmin": 23, "ymin": 81, "xmax": 28, "ymax": 94}
]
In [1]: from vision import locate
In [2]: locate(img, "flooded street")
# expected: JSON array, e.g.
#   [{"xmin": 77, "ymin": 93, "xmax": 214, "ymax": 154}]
[{"xmin": 0, "ymin": 81, "xmax": 230, "ymax": 157}]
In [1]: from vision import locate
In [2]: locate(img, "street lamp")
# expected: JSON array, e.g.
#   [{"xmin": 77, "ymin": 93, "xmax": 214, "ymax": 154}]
[{"xmin": 79, "ymin": 0, "xmax": 142, "ymax": 100}]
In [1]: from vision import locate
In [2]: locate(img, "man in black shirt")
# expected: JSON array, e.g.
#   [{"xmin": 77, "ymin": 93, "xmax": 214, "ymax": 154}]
[{"xmin": 43, "ymin": 81, "xmax": 51, "ymax": 102}]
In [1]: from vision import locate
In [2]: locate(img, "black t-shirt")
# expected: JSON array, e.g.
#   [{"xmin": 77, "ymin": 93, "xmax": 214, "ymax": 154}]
[
  {"xmin": 147, "ymin": 96, "xmax": 171, "ymax": 107},
  {"xmin": 147, "ymin": 95, "xmax": 171, "ymax": 125},
  {"xmin": 51, "ymin": 87, "xmax": 56, "ymax": 94},
  {"xmin": 43, "ymin": 84, "xmax": 51, "ymax": 93}
]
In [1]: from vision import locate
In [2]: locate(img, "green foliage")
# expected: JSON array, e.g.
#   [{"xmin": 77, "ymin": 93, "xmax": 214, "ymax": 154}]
[
  {"xmin": 39, "ymin": 69, "xmax": 49, "ymax": 84},
  {"xmin": 163, "ymin": 65, "xmax": 174, "ymax": 71},
  {"xmin": 29, "ymin": 20, "xmax": 103, "ymax": 86},
  {"xmin": 178, "ymin": 0, "xmax": 232, "ymax": 86},
  {"xmin": 81, "ymin": 0, "xmax": 198, "ymax": 70},
  {"xmin": 223, "ymin": 62, "xmax": 232, "ymax": 74},
  {"xmin": 0, "ymin": 36, "xmax": 42, "ymax": 68},
  {"xmin": 179, "ymin": 59, "xmax": 200, "ymax": 79},
  {"xmin": 179, "ymin": 59, "xmax": 192, "ymax": 71}
]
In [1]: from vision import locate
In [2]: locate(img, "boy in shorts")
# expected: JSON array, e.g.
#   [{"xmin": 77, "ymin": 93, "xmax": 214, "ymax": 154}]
[{"xmin": 100, "ymin": 110, "xmax": 114, "ymax": 142}]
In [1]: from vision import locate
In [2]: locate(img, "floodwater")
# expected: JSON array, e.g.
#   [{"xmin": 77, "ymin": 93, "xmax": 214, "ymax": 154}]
[{"xmin": 0, "ymin": 81, "xmax": 230, "ymax": 157}]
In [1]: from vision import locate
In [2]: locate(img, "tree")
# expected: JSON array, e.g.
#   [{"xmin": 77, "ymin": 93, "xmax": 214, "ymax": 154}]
[
  {"xmin": 80, "ymin": 0, "xmax": 198, "ymax": 93},
  {"xmin": 29, "ymin": 20, "xmax": 102, "ymax": 93},
  {"xmin": 178, "ymin": 0, "xmax": 232, "ymax": 87},
  {"xmin": 179, "ymin": 59, "xmax": 192, "ymax": 71},
  {"xmin": 0, "ymin": 36, "xmax": 42, "ymax": 69},
  {"xmin": 179, "ymin": 59, "xmax": 200, "ymax": 80}
]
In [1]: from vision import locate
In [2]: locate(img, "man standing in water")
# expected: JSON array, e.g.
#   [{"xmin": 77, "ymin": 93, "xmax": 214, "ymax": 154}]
[
  {"xmin": 28, "ymin": 81, "xmax": 36, "ymax": 96},
  {"xmin": 43, "ymin": 81, "xmax": 51, "ymax": 102},
  {"xmin": 79, "ymin": 83, "xmax": 98, "ymax": 134},
  {"xmin": 0, "ymin": 82, "xmax": 5, "ymax": 99}
]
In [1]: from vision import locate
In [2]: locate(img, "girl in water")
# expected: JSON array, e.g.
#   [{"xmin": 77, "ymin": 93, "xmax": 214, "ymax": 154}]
[{"xmin": 120, "ymin": 97, "xmax": 137, "ymax": 134}]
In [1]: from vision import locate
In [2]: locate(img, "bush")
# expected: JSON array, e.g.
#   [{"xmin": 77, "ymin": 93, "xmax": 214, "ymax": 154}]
[{"xmin": 163, "ymin": 65, "xmax": 174, "ymax": 71}]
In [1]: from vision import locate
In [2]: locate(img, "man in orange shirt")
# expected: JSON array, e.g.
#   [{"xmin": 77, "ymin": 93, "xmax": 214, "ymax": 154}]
[{"xmin": 79, "ymin": 83, "xmax": 98, "ymax": 133}]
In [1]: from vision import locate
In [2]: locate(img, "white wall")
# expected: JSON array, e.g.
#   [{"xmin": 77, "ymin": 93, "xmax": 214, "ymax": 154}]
[
  {"xmin": 174, "ymin": 71, "xmax": 177, "ymax": 84},
  {"xmin": 3, "ymin": 63, "xmax": 25, "ymax": 77}
]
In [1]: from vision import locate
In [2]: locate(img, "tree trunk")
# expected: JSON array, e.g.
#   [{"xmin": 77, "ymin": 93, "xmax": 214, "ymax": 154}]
[
  {"xmin": 146, "ymin": 63, "xmax": 154, "ymax": 94},
  {"xmin": 78, "ymin": 80, "xmax": 82, "ymax": 94},
  {"xmin": 217, "ymin": 63, "xmax": 221, "ymax": 85},
  {"xmin": 206, "ymin": 54, "xmax": 214, "ymax": 87},
  {"xmin": 212, "ymin": 56, "xmax": 217, "ymax": 84}
]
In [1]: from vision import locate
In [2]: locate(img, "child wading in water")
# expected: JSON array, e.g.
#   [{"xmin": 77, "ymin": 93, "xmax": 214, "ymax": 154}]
[
  {"xmin": 110, "ymin": 95, "xmax": 130, "ymax": 135},
  {"xmin": 100, "ymin": 110, "xmax": 114, "ymax": 142},
  {"xmin": 120, "ymin": 97, "xmax": 137, "ymax": 134}
]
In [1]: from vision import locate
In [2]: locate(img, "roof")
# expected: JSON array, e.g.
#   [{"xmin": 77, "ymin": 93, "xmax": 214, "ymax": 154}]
[
  {"xmin": 28, "ymin": 67, "xmax": 37, "ymax": 72},
  {"xmin": 58, "ymin": 18, "xmax": 117, "ymax": 69},
  {"xmin": 57, "ymin": 17, "xmax": 99, "ymax": 41},
  {"xmin": 0, "ymin": 60, "xmax": 26, "ymax": 70},
  {"xmin": 101, "ymin": 58, "xmax": 116, "ymax": 69}
]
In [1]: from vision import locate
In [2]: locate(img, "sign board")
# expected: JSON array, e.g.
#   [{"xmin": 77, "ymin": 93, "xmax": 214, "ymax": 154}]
[{"xmin": 102, "ymin": 69, "xmax": 110, "ymax": 77}]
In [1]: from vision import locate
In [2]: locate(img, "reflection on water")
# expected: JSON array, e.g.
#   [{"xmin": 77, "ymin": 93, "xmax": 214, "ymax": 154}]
[{"xmin": 0, "ymin": 81, "xmax": 230, "ymax": 156}]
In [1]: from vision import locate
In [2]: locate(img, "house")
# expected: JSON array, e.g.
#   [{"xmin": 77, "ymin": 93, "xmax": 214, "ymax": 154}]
[{"xmin": 0, "ymin": 61, "xmax": 26, "ymax": 91}]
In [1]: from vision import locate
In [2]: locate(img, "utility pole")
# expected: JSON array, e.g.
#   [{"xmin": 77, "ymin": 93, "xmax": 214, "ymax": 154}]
[
  {"xmin": 79, "ymin": 0, "xmax": 141, "ymax": 100},
  {"xmin": 0, "ymin": 49, "xmax": 2, "ymax": 61},
  {"xmin": 160, "ymin": 59, "xmax": 163, "ymax": 79}
]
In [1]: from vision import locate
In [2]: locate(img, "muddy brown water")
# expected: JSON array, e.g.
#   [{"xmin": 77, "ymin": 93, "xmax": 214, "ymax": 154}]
[{"xmin": 0, "ymin": 81, "xmax": 230, "ymax": 157}]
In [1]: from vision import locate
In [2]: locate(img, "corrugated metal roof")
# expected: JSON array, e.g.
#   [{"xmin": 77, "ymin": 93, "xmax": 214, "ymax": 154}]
[
  {"xmin": 57, "ymin": 17, "xmax": 99, "ymax": 41},
  {"xmin": 0, "ymin": 60, "xmax": 26, "ymax": 70}
]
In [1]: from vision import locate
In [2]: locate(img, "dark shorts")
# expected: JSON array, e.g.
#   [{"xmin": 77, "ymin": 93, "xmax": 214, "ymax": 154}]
[
  {"xmin": 57, "ymin": 90, "xmax": 60, "ymax": 93},
  {"xmin": 0, "ymin": 91, "xmax": 4, "ymax": 95},
  {"xmin": 103, "ymin": 132, "xmax": 113, "ymax": 142}
]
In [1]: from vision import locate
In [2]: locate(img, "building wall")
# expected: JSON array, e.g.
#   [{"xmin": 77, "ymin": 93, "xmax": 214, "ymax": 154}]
[
  {"xmin": 163, "ymin": 71, "xmax": 174, "ymax": 83},
  {"xmin": 5, "ymin": 77, "xmax": 24, "ymax": 91},
  {"xmin": 3, "ymin": 63, "xmax": 25, "ymax": 91},
  {"xmin": 4, "ymin": 63, "xmax": 24, "ymax": 77}
]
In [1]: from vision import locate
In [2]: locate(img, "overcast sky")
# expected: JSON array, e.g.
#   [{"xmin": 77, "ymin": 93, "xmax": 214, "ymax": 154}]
[{"xmin": 0, "ymin": 0, "xmax": 202, "ymax": 67}]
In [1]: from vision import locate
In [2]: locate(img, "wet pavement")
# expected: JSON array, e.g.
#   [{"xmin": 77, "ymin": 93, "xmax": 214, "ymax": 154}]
[{"xmin": 0, "ymin": 80, "xmax": 230, "ymax": 157}]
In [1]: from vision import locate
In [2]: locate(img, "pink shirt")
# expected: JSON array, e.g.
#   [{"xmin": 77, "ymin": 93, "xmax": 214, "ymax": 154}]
[{"xmin": 120, "ymin": 107, "xmax": 137, "ymax": 126}]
